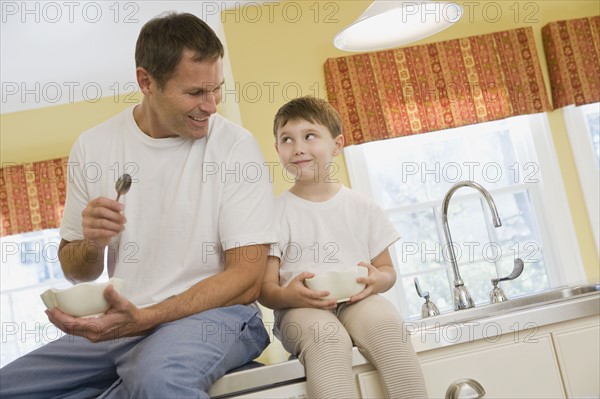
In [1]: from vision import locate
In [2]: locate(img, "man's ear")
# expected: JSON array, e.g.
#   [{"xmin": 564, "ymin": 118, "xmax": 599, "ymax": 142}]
[
  {"xmin": 136, "ymin": 67, "xmax": 153, "ymax": 96},
  {"xmin": 332, "ymin": 134, "xmax": 345, "ymax": 156}
]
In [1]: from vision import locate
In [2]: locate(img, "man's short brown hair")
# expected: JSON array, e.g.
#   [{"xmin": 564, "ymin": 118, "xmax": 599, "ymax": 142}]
[{"xmin": 135, "ymin": 12, "xmax": 224, "ymax": 89}]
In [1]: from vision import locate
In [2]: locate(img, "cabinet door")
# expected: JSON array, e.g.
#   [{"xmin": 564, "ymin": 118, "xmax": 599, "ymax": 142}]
[
  {"xmin": 356, "ymin": 370, "xmax": 385, "ymax": 398},
  {"xmin": 418, "ymin": 333, "xmax": 565, "ymax": 398},
  {"xmin": 552, "ymin": 319, "xmax": 600, "ymax": 398}
]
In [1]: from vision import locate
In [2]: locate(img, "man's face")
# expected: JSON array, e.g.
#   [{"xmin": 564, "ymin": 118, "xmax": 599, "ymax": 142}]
[{"xmin": 145, "ymin": 50, "xmax": 224, "ymax": 140}]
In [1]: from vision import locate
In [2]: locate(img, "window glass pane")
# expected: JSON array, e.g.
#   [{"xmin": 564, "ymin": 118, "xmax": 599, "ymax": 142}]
[
  {"xmin": 443, "ymin": 197, "xmax": 490, "ymax": 251},
  {"xmin": 584, "ymin": 105, "xmax": 600, "ymax": 168},
  {"xmin": 390, "ymin": 209, "xmax": 442, "ymax": 274},
  {"xmin": 2, "ymin": 240, "xmax": 49, "ymax": 291},
  {"xmin": 363, "ymin": 121, "xmax": 520, "ymax": 209},
  {"xmin": 1, "ymin": 228, "xmax": 67, "ymax": 367},
  {"xmin": 421, "ymin": 129, "xmax": 518, "ymax": 201},
  {"xmin": 492, "ymin": 191, "xmax": 550, "ymax": 297},
  {"xmin": 364, "ymin": 140, "xmax": 429, "ymax": 207}
]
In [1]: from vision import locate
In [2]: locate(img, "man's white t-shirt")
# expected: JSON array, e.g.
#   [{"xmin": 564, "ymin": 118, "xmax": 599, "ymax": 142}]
[
  {"xmin": 60, "ymin": 107, "xmax": 276, "ymax": 307},
  {"xmin": 270, "ymin": 186, "xmax": 400, "ymax": 288}
]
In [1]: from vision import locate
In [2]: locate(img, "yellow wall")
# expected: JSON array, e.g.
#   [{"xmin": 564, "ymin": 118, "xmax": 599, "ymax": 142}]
[
  {"xmin": 1, "ymin": 94, "xmax": 141, "ymax": 164},
  {"xmin": 221, "ymin": 0, "xmax": 599, "ymax": 283}
]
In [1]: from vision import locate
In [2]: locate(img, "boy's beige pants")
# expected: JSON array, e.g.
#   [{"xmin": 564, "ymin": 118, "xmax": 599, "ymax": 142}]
[{"xmin": 278, "ymin": 295, "xmax": 428, "ymax": 399}]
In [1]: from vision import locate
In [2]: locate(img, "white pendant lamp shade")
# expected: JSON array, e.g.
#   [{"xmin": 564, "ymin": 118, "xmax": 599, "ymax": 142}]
[{"xmin": 334, "ymin": 1, "xmax": 463, "ymax": 52}]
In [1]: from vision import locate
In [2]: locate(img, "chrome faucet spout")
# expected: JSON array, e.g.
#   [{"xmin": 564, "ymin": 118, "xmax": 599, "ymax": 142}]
[{"xmin": 441, "ymin": 180, "xmax": 502, "ymax": 310}]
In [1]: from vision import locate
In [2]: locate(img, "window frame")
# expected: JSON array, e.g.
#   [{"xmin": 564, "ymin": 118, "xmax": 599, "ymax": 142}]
[{"xmin": 562, "ymin": 103, "xmax": 600, "ymax": 255}]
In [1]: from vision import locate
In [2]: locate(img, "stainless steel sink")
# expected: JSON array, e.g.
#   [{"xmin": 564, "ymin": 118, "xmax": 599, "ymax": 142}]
[
  {"xmin": 415, "ymin": 283, "xmax": 600, "ymax": 327},
  {"xmin": 506, "ymin": 283, "xmax": 600, "ymax": 309}
]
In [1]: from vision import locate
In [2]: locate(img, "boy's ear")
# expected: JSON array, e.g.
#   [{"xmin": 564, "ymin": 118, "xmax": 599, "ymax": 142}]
[
  {"xmin": 274, "ymin": 142, "xmax": 279, "ymax": 154},
  {"xmin": 332, "ymin": 134, "xmax": 345, "ymax": 156}
]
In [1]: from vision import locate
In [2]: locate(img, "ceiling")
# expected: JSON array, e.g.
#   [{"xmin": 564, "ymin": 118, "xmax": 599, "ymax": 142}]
[{"xmin": 0, "ymin": 1, "xmax": 273, "ymax": 114}]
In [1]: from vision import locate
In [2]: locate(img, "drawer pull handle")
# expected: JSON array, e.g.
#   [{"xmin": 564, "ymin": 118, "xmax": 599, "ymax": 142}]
[{"xmin": 445, "ymin": 378, "xmax": 486, "ymax": 399}]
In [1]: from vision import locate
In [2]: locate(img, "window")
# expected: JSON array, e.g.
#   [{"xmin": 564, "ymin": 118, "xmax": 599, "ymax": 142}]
[
  {"xmin": 345, "ymin": 114, "xmax": 586, "ymax": 319},
  {"xmin": 1, "ymin": 229, "xmax": 64, "ymax": 366},
  {"xmin": 0, "ymin": 229, "xmax": 108, "ymax": 367},
  {"xmin": 563, "ymin": 102, "xmax": 600, "ymax": 254}
]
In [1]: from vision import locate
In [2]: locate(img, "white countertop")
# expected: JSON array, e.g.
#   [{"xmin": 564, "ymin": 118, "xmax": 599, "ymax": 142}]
[{"xmin": 209, "ymin": 292, "xmax": 600, "ymax": 398}]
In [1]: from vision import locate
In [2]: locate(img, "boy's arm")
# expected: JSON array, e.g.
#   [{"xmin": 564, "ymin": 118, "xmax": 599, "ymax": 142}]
[
  {"xmin": 259, "ymin": 256, "xmax": 337, "ymax": 310},
  {"xmin": 369, "ymin": 248, "xmax": 397, "ymax": 292},
  {"xmin": 349, "ymin": 248, "xmax": 397, "ymax": 303}
]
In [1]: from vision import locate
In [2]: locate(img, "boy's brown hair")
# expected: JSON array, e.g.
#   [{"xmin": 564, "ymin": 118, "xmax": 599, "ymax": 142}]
[
  {"xmin": 135, "ymin": 12, "xmax": 224, "ymax": 90},
  {"xmin": 273, "ymin": 96, "xmax": 343, "ymax": 139}
]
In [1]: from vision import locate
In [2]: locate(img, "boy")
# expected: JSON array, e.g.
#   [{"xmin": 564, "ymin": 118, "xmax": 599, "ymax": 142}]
[{"xmin": 259, "ymin": 96, "xmax": 428, "ymax": 399}]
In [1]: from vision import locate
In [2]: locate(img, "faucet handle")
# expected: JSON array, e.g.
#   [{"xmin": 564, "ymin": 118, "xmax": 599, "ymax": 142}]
[
  {"xmin": 414, "ymin": 277, "xmax": 429, "ymax": 298},
  {"xmin": 490, "ymin": 258, "xmax": 524, "ymax": 303},
  {"xmin": 491, "ymin": 258, "xmax": 524, "ymax": 285},
  {"xmin": 414, "ymin": 277, "xmax": 440, "ymax": 318}
]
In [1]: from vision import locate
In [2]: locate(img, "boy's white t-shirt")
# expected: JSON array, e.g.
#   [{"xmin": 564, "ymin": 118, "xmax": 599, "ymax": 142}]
[
  {"xmin": 270, "ymin": 186, "xmax": 400, "ymax": 287},
  {"xmin": 60, "ymin": 107, "xmax": 276, "ymax": 307}
]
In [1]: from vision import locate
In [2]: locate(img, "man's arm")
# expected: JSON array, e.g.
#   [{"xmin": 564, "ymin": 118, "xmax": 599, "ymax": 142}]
[
  {"xmin": 58, "ymin": 197, "xmax": 126, "ymax": 283},
  {"xmin": 58, "ymin": 239, "xmax": 105, "ymax": 283},
  {"xmin": 145, "ymin": 243, "xmax": 270, "ymax": 324},
  {"xmin": 258, "ymin": 256, "xmax": 288, "ymax": 310},
  {"xmin": 47, "ymin": 243, "xmax": 270, "ymax": 342}
]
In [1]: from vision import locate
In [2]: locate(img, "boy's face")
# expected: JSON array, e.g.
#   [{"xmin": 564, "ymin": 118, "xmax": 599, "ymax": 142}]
[{"xmin": 275, "ymin": 119, "xmax": 344, "ymax": 183}]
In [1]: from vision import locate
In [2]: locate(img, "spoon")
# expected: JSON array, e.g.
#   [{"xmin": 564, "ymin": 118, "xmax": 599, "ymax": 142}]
[{"xmin": 115, "ymin": 174, "xmax": 132, "ymax": 202}]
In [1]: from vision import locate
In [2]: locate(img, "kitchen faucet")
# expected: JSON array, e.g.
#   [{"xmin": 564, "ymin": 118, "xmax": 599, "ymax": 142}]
[{"xmin": 441, "ymin": 181, "xmax": 502, "ymax": 310}]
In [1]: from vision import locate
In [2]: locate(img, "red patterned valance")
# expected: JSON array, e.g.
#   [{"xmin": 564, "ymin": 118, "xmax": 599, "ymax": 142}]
[
  {"xmin": 1, "ymin": 157, "xmax": 68, "ymax": 237},
  {"xmin": 542, "ymin": 16, "xmax": 600, "ymax": 108},
  {"xmin": 324, "ymin": 27, "xmax": 552, "ymax": 145}
]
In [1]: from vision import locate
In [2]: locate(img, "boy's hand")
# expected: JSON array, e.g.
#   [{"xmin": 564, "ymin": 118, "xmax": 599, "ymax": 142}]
[
  {"xmin": 284, "ymin": 272, "xmax": 337, "ymax": 310},
  {"xmin": 348, "ymin": 262, "xmax": 388, "ymax": 304}
]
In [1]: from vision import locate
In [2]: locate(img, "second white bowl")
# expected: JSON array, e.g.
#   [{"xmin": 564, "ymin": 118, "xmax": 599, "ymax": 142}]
[{"xmin": 305, "ymin": 266, "xmax": 368, "ymax": 302}]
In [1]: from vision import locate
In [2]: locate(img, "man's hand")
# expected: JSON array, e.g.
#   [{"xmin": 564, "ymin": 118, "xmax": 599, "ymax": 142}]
[
  {"xmin": 59, "ymin": 197, "xmax": 127, "ymax": 283},
  {"xmin": 46, "ymin": 285, "xmax": 149, "ymax": 343},
  {"xmin": 82, "ymin": 197, "xmax": 127, "ymax": 248}
]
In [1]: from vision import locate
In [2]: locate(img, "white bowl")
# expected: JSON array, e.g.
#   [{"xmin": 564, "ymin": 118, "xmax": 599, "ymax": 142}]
[
  {"xmin": 305, "ymin": 266, "xmax": 368, "ymax": 302},
  {"xmin": 40, "ymin": 278, "xmax": 124, "ymax": 318}
]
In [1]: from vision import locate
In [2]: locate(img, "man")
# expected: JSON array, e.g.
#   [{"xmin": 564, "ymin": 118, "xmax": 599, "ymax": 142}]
[{"xmin": 0, "ymin": 12, "xmax": 275, "ymax": 398}]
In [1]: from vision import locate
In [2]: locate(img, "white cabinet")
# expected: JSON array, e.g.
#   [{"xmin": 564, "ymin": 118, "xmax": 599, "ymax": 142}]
[
  {"xmin": 356, "ymin": 315, "xmax": 599, "ymax": 399},
  {"xmin": 552, "ymin": 317, "xmax": 600, "ymax": 398}
]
